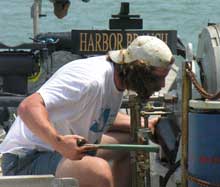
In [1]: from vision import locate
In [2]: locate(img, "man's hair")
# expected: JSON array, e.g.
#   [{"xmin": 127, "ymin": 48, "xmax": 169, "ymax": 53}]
[{"xmin": 114, "ymin": 59, "xmax": 163, "ymax": 99}]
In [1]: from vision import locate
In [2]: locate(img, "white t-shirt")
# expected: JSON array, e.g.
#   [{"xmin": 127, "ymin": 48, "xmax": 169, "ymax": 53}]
[{"xmin": 0, "ymin": 55, "xmax": 123, "ymax": 153}]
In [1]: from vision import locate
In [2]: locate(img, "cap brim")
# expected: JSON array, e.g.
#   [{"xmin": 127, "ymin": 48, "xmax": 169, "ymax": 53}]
[
  {"xmin": 108, "ymin": 50, "xmax": 121, "ymax": 64},
  {"xmin": 109, "ymin": 49, "xmax": 135, "ymax": 64}
]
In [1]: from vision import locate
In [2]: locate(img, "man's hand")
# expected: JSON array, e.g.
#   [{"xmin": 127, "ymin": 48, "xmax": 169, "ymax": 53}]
[
  {"xmin": 148, "ymin": 117, "xmax": 161, "ymax": 134},
  {"xmin": 55, "ymin": 134, "xmax": 97, "ymax": 160}
]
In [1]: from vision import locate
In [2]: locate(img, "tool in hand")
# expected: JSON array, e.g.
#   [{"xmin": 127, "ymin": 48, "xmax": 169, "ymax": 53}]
[{"xmin": 77, "ymin": 139, "xmax": 159, "ymax": 153}]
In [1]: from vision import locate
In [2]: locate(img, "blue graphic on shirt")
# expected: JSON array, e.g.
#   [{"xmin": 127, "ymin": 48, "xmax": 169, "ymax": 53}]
[{"xmin": 90, "ymin": 108, "xmax": 111, "ymax": 133}]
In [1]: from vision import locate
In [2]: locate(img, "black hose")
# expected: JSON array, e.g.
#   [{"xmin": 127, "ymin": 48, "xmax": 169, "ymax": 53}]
[{"xmin": 160, "ymin": 160, "xmax": 181, "ymax": 187}]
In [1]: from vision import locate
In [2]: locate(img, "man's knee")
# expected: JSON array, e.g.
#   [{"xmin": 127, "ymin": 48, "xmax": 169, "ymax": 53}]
[
  {"xmin": 56, "ymin": 156, "xmax": 113, "ymax": 187},
  {"xmin": 91, "ymin": 158, "xmax": 113, "ymax": 187}
]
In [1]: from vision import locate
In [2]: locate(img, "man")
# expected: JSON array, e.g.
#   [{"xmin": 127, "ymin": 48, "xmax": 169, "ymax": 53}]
[
  {"xmin": 0, "ymin": 36, "xmax": 174, "ymax": 187},
  {"xmin": 50, "ymin": 0, "xmax": 90, "ymax": 19},
  {"xmin": 50, "ymin": 0, "xmax": 71, "ymax": 19}
]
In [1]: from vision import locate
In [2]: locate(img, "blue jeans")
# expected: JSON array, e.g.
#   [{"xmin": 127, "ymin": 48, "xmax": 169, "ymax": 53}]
[{"xmin": 1, "ymin": 149, "xmax": 62, "ymax": 176}]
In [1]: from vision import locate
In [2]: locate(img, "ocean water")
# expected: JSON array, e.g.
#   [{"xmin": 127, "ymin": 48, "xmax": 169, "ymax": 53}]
[{"xmin": 0, "ymin": 0, "xmax": 220, "ymax": 53}]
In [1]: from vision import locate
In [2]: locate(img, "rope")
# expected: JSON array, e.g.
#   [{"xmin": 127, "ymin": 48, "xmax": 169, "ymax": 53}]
[
  {"xmin": 185, "ymin": 61, "xmax": 220, "ymax": 100},
  {"xmin": 187, "ymin": 172, "xmax": 220, "ymax": 187}
]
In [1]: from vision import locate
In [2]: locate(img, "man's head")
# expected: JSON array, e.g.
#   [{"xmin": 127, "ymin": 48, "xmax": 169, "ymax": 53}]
[
  {"xmin": 53, "ymin": 0, "xmax": 71, "ymax": 19},
  {"xmin": 108, "ymin": 35, "xmax": 174, "ymax": 99}
]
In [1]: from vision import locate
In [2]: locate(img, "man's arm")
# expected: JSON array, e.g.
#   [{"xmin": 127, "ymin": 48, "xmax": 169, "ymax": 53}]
[
  {"xmin": 17, "ymin": 93, "xmax": 95, "ymax": 160},
  {"xmin": 108, "ymin": 112, "xmax": 160, "ymax": 133},
  {"xmin": 108, "ymin": 112, "xmax": 131, "ymax": 133}
]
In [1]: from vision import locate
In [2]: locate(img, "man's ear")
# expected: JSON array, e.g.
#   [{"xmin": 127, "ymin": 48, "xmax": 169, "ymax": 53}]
[{"xmin": 63, "ymin": 1, "xmax": 71, "ymax": 12}]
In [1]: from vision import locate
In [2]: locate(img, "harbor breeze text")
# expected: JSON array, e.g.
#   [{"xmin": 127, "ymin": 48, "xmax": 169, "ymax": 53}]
[{"xmin": 79, "ymin": 32, "xmax": 169, "ymax": 52}]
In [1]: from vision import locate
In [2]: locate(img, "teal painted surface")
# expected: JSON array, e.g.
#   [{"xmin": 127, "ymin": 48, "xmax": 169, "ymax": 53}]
[
  {"xmin": 89, "ymin": 143, "xmax": 160, "ymax": 152},
  {"xmin": 0, "ymin": 0, "xmax": 220, "ymax": 49}
]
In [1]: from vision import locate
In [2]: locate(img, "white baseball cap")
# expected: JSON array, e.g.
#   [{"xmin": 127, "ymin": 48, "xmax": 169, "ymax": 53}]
[{"xmin": 108, "ymin": 35, "xmax": 174, "ymax": 68}]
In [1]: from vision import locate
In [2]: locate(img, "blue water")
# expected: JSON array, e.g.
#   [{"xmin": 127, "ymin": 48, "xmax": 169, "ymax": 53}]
[{"xmin": 0, "ymin": 0, "xmax": 220, "ymax": 53}]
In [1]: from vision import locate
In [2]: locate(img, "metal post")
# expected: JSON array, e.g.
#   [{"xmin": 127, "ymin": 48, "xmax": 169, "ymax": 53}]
[
  {"xmin": 138, "ymin": 127, "xmax": 151, "ymax": 187},
  {"xmin": 181, "ymin": 44, "xmax": 192, "ymax": 187},
  {"xmin": 33, "ymin": 0, "xmax": 40, "ymax": 37},
  {"xmin": 129, "ymin": 95, "xmax": 151, "ymax": 187},
  {"xmin": 130, "ymin": 95, "xmax": 140, "ymax": 187}
]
